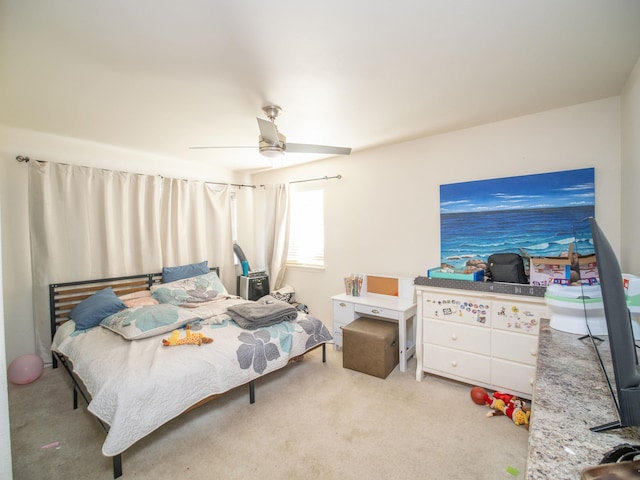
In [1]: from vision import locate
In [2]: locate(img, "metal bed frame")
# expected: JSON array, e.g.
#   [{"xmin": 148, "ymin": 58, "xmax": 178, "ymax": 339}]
[{"xmin": 49, "ymin": 268, "xmax": 326, "ymax": 478}]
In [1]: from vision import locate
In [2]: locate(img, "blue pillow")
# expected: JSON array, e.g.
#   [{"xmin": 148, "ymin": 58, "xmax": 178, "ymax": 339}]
[
  {"xmin": 70, "ymin": 287, "xmax": 127, "ymax": 330},
  {"xmin": 162, "ymin": 261, "xmax": 209, "ymax": 283}
]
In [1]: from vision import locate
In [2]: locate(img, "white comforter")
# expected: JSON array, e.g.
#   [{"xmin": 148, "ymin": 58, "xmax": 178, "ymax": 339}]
[{"xmin": 51, "ymin": 298, "xmax": 332, "ymax": 457}]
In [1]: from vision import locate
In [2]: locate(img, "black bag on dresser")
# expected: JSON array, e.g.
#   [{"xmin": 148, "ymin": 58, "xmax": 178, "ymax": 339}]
[{"xmin": 487, "ymin": 253, "xmax": 528, "ymax": 284}]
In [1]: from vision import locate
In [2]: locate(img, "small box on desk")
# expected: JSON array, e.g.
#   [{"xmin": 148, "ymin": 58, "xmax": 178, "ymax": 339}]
[
  {"xmin": 342, "ymin": 318, "xmax": 399, "ymax": 379},
  {"xmin": 427, "ymin": 267, "xmax": 484, "ymax": 282}
]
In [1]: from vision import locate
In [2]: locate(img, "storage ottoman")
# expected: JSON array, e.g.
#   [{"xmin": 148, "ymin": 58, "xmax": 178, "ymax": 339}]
[{"xmin": 342, "ymin": 317, "xmax": 399, "ymax": 379}]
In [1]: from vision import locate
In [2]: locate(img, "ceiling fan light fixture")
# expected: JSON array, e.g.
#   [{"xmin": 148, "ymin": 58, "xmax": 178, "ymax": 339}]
[
  {"xmin": 258, "ymin": 132, "xmax": 286, "ymax": 158},
  {"xmin": 260, "ymin": 147, "xmax": 284, "ymax": 158}
]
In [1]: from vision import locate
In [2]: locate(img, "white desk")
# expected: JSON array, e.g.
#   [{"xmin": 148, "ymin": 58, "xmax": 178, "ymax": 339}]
[{"xmin": 331, "ymin": 292, "xmax": 417, "ymax": 373}]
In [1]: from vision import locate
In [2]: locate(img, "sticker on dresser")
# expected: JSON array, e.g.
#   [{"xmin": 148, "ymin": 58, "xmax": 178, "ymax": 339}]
[
  {"xmin": 422, "ymin": 294, "xmax": 491, "ymax": 326},
  {"xmin": 492, "ymin": 301, "xmax": 545, "ymax": 335}
]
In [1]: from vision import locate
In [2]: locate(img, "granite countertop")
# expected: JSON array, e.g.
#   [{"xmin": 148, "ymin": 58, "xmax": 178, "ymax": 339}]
[{"xmin": 526, "ymin": 319, "xmax": 640, "ymax": 479}]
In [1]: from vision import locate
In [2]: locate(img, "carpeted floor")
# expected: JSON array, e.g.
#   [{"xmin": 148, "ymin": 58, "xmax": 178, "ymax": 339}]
[{"xmin": 9, "ymin": 346, "xmax": 529, "ymax": 479}]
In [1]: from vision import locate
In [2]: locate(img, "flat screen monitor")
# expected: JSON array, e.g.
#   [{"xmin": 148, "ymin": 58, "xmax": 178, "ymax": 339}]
[{"xmin": 586, "ymin": 217, "xmax": 640, "ymax": 431}]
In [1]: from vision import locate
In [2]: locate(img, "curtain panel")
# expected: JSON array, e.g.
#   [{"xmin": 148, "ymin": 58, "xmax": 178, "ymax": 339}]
[
  {"xmin": 28, "ymin": 162, "xmax": 164, "ymax": 361},
  {"xmin": 28, "ymin": 162, "xmax": 235, "ymax": 362},
  {"xmin": 254, "ymin": 184, "xmax": 290, "ymax": 290},
  {"xmin": 160, "ymin": 177, "xmax": 236, "ymax": 293}
]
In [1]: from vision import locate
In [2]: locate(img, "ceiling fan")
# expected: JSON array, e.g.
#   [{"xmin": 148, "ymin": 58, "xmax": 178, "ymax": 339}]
[{"xmin": 190, "ymin": 105, "xmax": 352, "ymax": 158}]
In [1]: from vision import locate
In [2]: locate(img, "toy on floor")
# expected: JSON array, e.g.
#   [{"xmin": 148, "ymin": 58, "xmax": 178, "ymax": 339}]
[
  {"xmin": 470, "ymin": 386, "xmax": 487, "ymax": 405},
  {"xmin": 470, "ymin": 386, "xmax": 531, "ymax": 429},
  {"xmin": 162, "ymin": 324, "xmax": 213, "ymax": 346}
]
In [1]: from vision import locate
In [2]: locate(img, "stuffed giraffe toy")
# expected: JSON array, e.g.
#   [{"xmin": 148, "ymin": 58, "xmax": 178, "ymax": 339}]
[{"xmin": 162, "ymin": 325, "xmax": 213, "ymax": 347}]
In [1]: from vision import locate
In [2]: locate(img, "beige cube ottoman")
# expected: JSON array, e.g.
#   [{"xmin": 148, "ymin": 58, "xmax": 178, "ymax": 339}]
[{"xmin": 342, "ymin": 317, "xmax": 399, "ymax": 379}]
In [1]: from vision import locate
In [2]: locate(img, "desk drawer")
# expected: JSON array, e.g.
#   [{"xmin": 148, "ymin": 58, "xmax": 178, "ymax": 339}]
[
  {"xmin": 332, "ymin": 300, "xmax": 355, "ymax": 348},
  {"xmin": 355, "ymin": 304, "xmax": 399, "ymax": 320},
  {"xmin": 333, "ymin": 326, "xmax": 344, "ymax": 347},
  {"xmin": 333, "ymin": 300, "xmax": 355, "ymax": 322}
]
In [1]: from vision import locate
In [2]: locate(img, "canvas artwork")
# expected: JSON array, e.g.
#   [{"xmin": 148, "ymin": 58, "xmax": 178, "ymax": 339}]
[{"xmin": 439, "ymin": 168, "xmax": 595, "ymax": 272}]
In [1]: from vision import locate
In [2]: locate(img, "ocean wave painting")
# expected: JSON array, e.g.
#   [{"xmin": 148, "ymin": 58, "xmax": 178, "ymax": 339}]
[{"xmin": 439, "ymin": 168, "xmax": 595, "ymax": 269}]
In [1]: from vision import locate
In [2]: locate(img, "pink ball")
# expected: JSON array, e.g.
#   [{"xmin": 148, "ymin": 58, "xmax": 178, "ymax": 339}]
[{"xmin": 7, "ymin": 354, "xmax": 44, "ymax": 385}]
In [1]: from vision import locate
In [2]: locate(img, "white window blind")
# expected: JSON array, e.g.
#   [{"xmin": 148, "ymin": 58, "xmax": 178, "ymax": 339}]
[{"xmin": 287, "ymin": 188, "xmax": 324, "ymax": 267}]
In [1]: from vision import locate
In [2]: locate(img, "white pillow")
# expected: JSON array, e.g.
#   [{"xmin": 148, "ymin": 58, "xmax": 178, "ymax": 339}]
[
  {"xmin": 151, "ymin": 271, "xmax": 228, "ymax": 306},
  {"xmin": 100, "ymin": 304, "xmax": 201, "ymax": 340}
]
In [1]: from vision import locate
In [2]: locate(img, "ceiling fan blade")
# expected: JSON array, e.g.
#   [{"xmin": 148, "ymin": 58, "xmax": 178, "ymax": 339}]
[
  {"xmin": 286, "ymin": 143, "xmax": 352, "ymax": 155},
  {"xmin": 189, "ymin": 146, "xmax": 256, "ymax": 149},
  {"xmin": 257, "ymin": 117, "xmax": 279, "ymax": 145}
]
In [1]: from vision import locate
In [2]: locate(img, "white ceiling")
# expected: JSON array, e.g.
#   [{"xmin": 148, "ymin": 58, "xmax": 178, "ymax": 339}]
[{"xmin": 2, "ymin": 1, "xmax": 640, "ymax": 173}]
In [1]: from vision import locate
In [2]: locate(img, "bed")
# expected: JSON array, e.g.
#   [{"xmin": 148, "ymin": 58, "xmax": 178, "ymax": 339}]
[{"xmin": 49, "ymin": 267, "xmax": 332, "ymax": 478}]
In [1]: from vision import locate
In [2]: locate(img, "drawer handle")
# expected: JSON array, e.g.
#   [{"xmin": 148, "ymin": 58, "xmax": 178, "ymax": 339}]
[
  {"xmin": 451, "ymin": 360, "xmax": 458, "ymax": 368},
  {"xmin": 371, "ymin": 309, "xmax": 380, "ymax": 314}
]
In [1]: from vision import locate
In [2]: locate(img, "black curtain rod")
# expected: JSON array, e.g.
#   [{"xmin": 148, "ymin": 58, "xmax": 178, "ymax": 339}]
[{"xmin": 15, "ymin": 155, "xmax": 256, "ymax": 189}]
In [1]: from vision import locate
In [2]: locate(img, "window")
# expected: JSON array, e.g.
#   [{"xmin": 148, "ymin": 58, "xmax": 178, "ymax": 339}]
[{"xmin": 287, "ymin": 187, "xmax": 324, "ymax": 267}]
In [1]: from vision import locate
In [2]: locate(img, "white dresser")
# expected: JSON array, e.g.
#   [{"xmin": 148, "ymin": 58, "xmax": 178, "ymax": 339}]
[{"xmin": 415, "ymin": 285, "xmax": 549, "ymax": 399}]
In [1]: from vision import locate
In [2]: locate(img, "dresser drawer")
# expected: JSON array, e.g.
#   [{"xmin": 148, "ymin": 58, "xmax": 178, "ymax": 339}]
[
  {"xmin": 423, "ymin": 318, "xmax": 490, "ymax": 356},
  {"xmin": 355, "ymin": 304, "xmax": 400, "ymax": 320},
  {"xmin": 423, "ymin": 343, "xmax": 491, "ymax": 384},
  {"xmin": 492, "ymin": 330, "xmax": 538, "ymax": 365},
  {"xmin": 491, "ymin": 358, "xmax": 535, "ymax": 396},
  {"xmin": 491, "ymin": 300, "xmax": 547, "ymax": 335},
  {"xmin": 422, "ymin": 293, "xmax": 490, "ymax": 327}
]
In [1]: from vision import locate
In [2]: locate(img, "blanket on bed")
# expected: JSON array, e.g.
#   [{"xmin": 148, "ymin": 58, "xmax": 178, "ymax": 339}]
[
  {"xmin": 51, "ymin": 297, "xmax": 332, "ymax": 457},
  {"xmin": 227, "ymin": 296, "xmax": 298, "ymax": 329}
]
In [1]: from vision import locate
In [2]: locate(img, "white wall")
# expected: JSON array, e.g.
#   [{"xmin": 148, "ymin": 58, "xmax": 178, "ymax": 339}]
[
  {"xmin": 621, "ymin": 56, "xmax": 640, "ymax": 274},
  {"xmin": 252, "ymin": 98, "xmax": 622, "ymax": 325}
]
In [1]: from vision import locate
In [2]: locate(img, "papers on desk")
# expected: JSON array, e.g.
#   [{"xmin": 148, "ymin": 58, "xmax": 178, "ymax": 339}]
[{"xmin": 344, "ymin": 274, "xmax": 364, "ymax": 296}]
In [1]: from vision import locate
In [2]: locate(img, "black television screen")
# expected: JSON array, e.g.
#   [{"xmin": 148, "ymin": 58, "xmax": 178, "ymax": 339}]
[{"xmin": 587, "ymin": 217, "xmax": 640, "ymax": 431}]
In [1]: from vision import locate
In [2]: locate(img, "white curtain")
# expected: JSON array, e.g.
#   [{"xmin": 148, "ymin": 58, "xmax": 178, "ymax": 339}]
[
  {"xmin": 254, "ymin": 184, "xmax": 290, "ymax": 289},
  {"xmin": 28, "ymin": 162, "xmax": 164, "ymax": 361},
  {"xmin": 160, "ymin": 178, "xmax": 236, "ymax": 292},
  {"xmin": 28, "ymin": 163, "xmax": 236, "ymax": 362}
]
